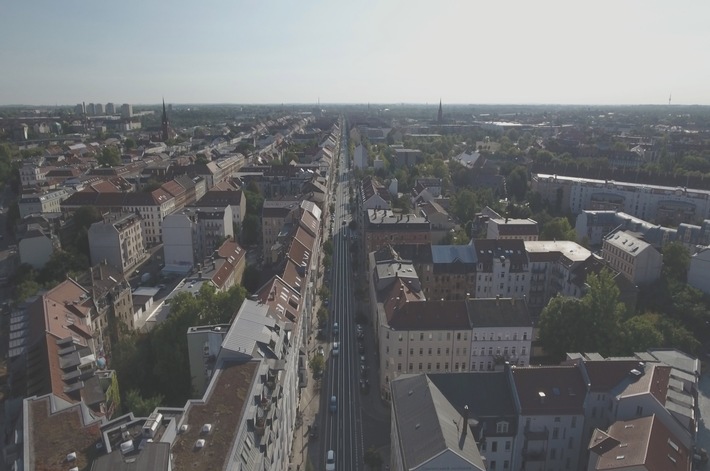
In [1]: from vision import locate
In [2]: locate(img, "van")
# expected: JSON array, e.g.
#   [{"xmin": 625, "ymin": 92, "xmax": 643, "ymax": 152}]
[{"xmin": 326, "ymin": 450, "xmax": 336, "ymax": 470}]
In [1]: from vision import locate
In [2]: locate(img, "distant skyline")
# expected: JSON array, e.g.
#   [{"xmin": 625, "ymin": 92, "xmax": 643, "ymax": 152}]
[{"xmin": 2, "ymin": 1, "xmax": 709, "ymax": 106}]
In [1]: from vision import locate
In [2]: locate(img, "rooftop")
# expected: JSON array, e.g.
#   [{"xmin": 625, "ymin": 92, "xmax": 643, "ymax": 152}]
[
  {"xmin": 171, "ymin": 361, "xmax": 259, "ymax": 471},
  {"xmin": 27, "ymin": 395, "xmax": 103, "ymax": 471}
]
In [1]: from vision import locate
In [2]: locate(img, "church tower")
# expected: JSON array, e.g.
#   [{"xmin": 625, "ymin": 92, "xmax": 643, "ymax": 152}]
[
  {"xmin": 161, "ymin": 98, "xmax": 170, "ymax": 142},
  {"xmin": 437, "ymin": 99, "xmax": 443, "ymax": 123}
]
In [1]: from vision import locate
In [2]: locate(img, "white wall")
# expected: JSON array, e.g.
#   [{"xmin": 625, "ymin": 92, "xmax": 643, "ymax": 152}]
[
  {"xmin": 689, "ymin": 248, "xmax": 710, "ymax": 295},
  {"xmin": 162, "ymin": 214, "xmax": 195, "ymax": 271}
]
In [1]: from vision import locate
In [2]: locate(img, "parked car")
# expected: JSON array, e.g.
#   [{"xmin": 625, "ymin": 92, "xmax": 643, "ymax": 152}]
[{"xmin": 332, "ymin": 342, "xmax": 340, "ymax": 356}]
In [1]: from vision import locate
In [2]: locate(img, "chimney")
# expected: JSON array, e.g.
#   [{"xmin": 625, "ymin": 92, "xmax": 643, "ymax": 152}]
[{"xmin": 461, "ymin": 405, "xmax": 469, "ymax": 439}]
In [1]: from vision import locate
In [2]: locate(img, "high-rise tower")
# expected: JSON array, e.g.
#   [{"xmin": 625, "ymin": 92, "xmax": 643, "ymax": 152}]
[{"xmin": 161, "ymin": 98, "xmax": 170, "ymax": 142}]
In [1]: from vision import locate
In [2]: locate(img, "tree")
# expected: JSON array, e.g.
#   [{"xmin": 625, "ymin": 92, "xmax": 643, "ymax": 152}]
[
  {"xmin": 364, "ymin": 447, "xmax": 383, "ymax": 471},
  {"xmin": 242, "ymin": 265, "xmax": 262, "ymax": 293},
  {"xmin": 317, "ymin": 306, "xmax": 329, "ymax": 327},
  {"xmin": 662, "ymin": 242, "xmax": 690, "ymax": 282},
  {"xmin": 323, "ymin": 239, "xmax": 333, "ymax": 256},
  {"xmin": 125, "ymin": 389, "xmax": 164, "ymax": 417},
  {"xmin": 309, "ymin": 355, "xmax": 325, "ymax": 378},
  {"xmin": 124, "ymin": 138, "xmax": 137, "ymax": 149},
  {"xmin": 98, "ymin": 146, "xmax": 121, "ymax": 167},
  {"xmin": 242, "ymin": 214, "xmax": 260, "ymax": 246},
  {"xmin": 540, "ymin": 217, "xmax": 576, "ymax": 242},
  {"xmin": 538, "ymin": 270, "xmax": 625, "ymax": 361},
  {"xmin": 622, "ymin": 314, "xmax": 664, "ymax": 354},
  {"xmin": 506, "ymin": 166, "xmax": 528, "ymax": 201},
  {"xmin": 318, "ymin": 286, "xmax": 331, "ymax": 302}
]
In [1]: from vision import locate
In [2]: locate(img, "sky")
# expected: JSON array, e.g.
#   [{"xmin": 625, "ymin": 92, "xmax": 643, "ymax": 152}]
[{"xmin": 2, "ymin": 0, "xmax": 710, "ymax": 106}]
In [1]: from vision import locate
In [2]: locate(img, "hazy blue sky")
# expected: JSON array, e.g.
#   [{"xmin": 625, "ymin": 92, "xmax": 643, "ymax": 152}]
[{"xmin": 2, "ymin": 0, "xmax": 709, "ymax": 106}]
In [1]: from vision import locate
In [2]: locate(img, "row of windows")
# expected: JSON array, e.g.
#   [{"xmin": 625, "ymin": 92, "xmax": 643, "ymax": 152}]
[
  {"xmin": 472, "ymin": 346, "xmax": 527, "ymax": 356},
  {"xmin": 474, "ymin": 332, "xmax": 528, "ymax": 341},
  {"xmin": 388, "ymin": 331, "xmax": 469, "ymax": 342}
]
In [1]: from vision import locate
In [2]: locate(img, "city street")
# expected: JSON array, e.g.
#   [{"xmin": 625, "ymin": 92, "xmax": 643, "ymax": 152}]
[{"xmin": 314, "ymin": 128, "xmax": 391, "ymax": 471}]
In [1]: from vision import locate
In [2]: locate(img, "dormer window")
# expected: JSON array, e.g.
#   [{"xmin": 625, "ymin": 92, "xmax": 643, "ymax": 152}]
[{"xmin": 496, "ymin": 421, "xmax": 509, "ymax": 433}]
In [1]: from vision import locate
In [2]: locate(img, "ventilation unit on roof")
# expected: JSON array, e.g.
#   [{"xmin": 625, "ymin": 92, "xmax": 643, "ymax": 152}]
[
  {"xmin": 202, "ymin": 423, "xmax": 213, "ymax": 434},
  {"xmin": 195, "ymin": 439, "xmax": 206, "ymax": 449},
  {"xmin": 66, "ymin": 452, "xmax": 77, "ymax": 462},
  {"xmin": 179, "ymin": 424, "xmax": 189, "ymax": 433},
  {"xmin": 120, "ymin": 440, "xmax": 135, "ymax": 455}
]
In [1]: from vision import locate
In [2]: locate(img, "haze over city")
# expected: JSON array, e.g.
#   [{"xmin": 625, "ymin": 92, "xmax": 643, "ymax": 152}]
[{"xmin": 2, "ymin": 0, "xmax": 709, "ymax": 106}]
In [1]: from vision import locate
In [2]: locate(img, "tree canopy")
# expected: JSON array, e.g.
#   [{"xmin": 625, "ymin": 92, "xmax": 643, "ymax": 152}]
[
  {"xmin": 98, "ymin": 146, "xmax": 121, "ymax": 167},
  {"xmin": 111, "ymin": 283, "xmax": 247, "ymax": 406}
]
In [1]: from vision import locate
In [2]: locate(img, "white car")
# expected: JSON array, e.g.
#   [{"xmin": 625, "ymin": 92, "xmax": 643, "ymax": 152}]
[
  {"xmin": 326, "ymin": 450, "xmax": 336, "ymax": 470},
  {"xmin": 332, "ymin": 342, "xmax": 340, "ymax": 356}
]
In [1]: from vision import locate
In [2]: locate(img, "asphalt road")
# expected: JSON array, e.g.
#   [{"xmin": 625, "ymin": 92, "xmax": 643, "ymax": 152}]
[{"xmin": 322, "ymin": 132, "xmax": 365, "ymax": 470}]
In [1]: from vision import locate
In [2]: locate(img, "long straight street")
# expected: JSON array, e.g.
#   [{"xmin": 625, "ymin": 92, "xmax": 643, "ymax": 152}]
[{"xmin": 322, "ymin": 127, "xmax": 364, "ymax": 470}]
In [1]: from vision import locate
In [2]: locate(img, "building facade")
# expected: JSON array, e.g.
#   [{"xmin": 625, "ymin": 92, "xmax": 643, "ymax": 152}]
[{"xmin": 88, "ymin": 213, "xmax": 148, "ymax": 275}]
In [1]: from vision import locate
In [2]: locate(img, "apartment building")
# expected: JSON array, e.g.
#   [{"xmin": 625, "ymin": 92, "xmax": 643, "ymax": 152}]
[
  {"xmin": 17, "ymin": 223, "xmax": 59, "ymax": 269},
  {"xmin": 365, "ymin": 209, "xmax": 431, "ymax": 256},
  {"xmin": 416, "ymin": 201, "xmax": 455, "ymax": 244},
  {"xmin": 471, "ymin": 239, "xmax": 530, "ymax": 299},
  {"xmin": 390, "ymin": 375, "xmax": 486, "ymax": 471},
  {"xmin": 193, "ymin": 188, "xmax": 246, "ymax": 233},
  {"xmin": 531, "ymin": 173, "xmax": 710, "ymax": 224},
  {"xmin": 261, "ymin": 199, "xmax": 301, "ymax": 260},
  {"xmin": 469, "ymin": 297, "xmax": 533, "ymax": 370},
  {"xmin": 588, "ymin": 415, "xmax": 691, "ymax": 471},
  {"xmin": 359, "ymin": 176, "xmax": 391, "ymax": 211},
  {"xmin": 88, "ymin": 213, "xmax": 148, "ymax": 275},
  {"xmin": 487, "ymin": 217, "xmax": 539, "ymax": 241},
  {"xmin": 602, "ymin": 230, "xmax": 663, "ymax": 286},
  {"xmin": 61, "ymin": 189, "xmax": 177, "ymax": 245},
  {"xmin": 509, "ymin": 365, "xmax": 588, "ymax": 471},
  {"xmin": 18, "ymin": 188, "xmax": 68, "ymax": 217},
  {"xmin": 162, "ymin": 206, "xmax": 234, "ymax": 272},
  {"xmin": 353, "ymin": 143, "xmax": 369, "ymax": 169},
  {"xmin": 575, "ymin": 209, "xmax": 710, "ymax": 249},
  {"xmin": 83, "ymin": 261, "xmax": 134, "ymax": 336}
]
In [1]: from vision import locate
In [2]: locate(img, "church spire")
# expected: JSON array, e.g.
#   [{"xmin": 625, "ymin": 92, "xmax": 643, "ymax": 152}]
[
  {"xmin": 437, "ymin": 99, "xmax": 443, "ymax": 123},
  {"xmin": 161, "ymin": 98, "xmax": 170, "ymax": 142}
]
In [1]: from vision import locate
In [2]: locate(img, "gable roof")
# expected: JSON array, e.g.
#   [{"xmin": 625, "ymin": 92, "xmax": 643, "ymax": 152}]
[{"xmin": 391, "ymin": 374, "xmax": 485, "ymax": 471}]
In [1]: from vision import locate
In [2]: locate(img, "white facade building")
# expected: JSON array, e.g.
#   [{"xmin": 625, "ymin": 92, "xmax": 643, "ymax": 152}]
[
  {"xmin": 688, "ymin": 247, "xmax": 710, "ymax": 295},
  {"xmin": 88, "ymin": 213, "xmax": 148, "ymax": 275},
  {"xmin": 602, "ymin": 230, "xmax": 663, "ymax": 286}
]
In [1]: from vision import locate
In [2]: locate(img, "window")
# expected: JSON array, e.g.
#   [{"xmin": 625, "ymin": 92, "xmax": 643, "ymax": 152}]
[
  {"xmin": 437, "ymin": 348, "xmax": 441, "ymax": 355},
  {"xmin": 489, "ymin": 460, "xmax": 496, "ymax": 470},
  {"xmin": 571, "ymin": 417, "xmax": 576, "ymax": 428},
  {"xmin": 397, "ymin": 363, "xmax": 402, "ymax": 371},
  {"xmin": 550, "ymin": 448, "xmax": 556, "ymax": 459},
  {"xmin": 505, "ymin": 440, "xmax": 511, "ymax": 451},
  {"xmin": 552, "ymin": 427, "xmax": 559, "ymax": 439},
  {"xmin": 410, "ymin": 348, "xmax": 414, "ymax": 355},
  {"xmin": 409, "ymin": 363, "xmax": 412, "ymax": 370},
  {"xmin": 457, "ymin": 332, "xmax": 461, "ymax": 340},
  {"xmin": 445, "ymin": 362, "xmax": 449, "ymax": 370},
  {"xmin": 418, "ymin": 363, "xmax": 422, "ymax": 370},
  {"xmin": 428, "ymin": 348, "xmax": 432, "ymax": 355},
  {"xmin": 455, "ymin": 362, "xmax": 459, "ymax": 370},
  {"xmin": 503, "ymin": 460, "xmax": 509, "ymax": 469},
  {"xmin": 420, "ymin": 333, "xmax": 424, "ymax": 341},
  {"xmin": 636, "ymin": 405, "xmax": 643, "ymax": 416},
  {"xmin": 496, "ymin": 422, "xmax": 509, "ymax": 433},
  {"xmin": 419, "ymin": 348, "xmax": 423, "ymax": 355},
  {"xmin": 447, "ymin": 332, "xmax": 451, "ymax": 340},
  {"xmin": 436, "ymin": 363, "xmax": 440, "ymax": 370},
  {"xmin": 492, "ymin": 441, "xmax": 498, "ymax": 452},
  {"xmin": 427, "ymin": 363, "xmax": 431, "ymax": 371}
]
